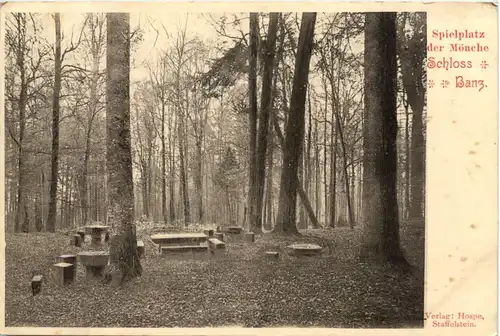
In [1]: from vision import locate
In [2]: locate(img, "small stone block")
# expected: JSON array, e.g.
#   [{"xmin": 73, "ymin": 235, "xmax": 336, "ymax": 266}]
[
  {"xmin": 31, "ymin": 275, "xmax": 43, "ymax": 296},
  {"xmin": 244, "ymin": 232, "xmax": 255, "ymax": 243},
  {"xmin": 208, "ymin": 238, "xmax": 225, "ymax": 250},
  {"xmin": 76, "ymin": 230, "xmax": 85, "ymax": 240},
  {"xmin": 208, "ymin": 238, "xmax": 225, "ymax": 257},
  {"xmin": 203, "ymin": 229, "xmax": 214, "ymax": 237},
  {"xmin": 214, "ymin": 232, "xmax": 224, "ymax": 242},
  {"xmin": 52, "ymin": 262, "xmax": 74, "ymax": 286},
  {"xmin": 137, "ymin": 240, "xmax": 145, "ymax": 258},
  {"xmin": 265, "ymin": 251, "xmax": 280, "ymax": 260},
  {"xmin": 57, "ymin": 254, "xmax": 77, "ymax": 277},
  {"xmin": 71, "ymin": 234, "xmax": 82, "ymax": 247}
]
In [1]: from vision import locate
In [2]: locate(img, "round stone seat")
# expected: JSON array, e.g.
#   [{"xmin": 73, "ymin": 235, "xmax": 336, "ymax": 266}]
[{"xmin": 287, "ymin": 243, "xmax": 323, "ymax": 257}]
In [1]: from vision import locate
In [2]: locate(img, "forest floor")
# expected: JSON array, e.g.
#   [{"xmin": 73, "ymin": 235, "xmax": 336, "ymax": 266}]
[{"xmin": 5, "ymin": 222, "xmax": 425, "ymax": 328}]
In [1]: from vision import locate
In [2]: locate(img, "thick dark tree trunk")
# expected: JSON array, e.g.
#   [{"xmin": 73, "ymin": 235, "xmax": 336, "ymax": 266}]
[
  {"xmin": 274, "ymin": 13, "xmax": 317, "ymax": 234},
  {"xmin": 360, "ymin": 12, "xmax": 409, "ymax": 267},
  {"xmin": 47, "ymin": 13, "xmax": 62, "ymax": 233},
  {"xmin": 246, "ymin": 13, "xmax": 259, "ymax": 231},
  {"xmin": 106, "ymin": 13, "xmax": 141, "ymax": 285},
  {"xmin": 255, "ymin": 13, "xmax": 279, "ymax": 234}
]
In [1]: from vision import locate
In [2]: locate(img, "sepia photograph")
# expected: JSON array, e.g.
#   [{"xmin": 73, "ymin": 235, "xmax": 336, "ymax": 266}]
[{"xmin": 3, "ymin": 9, "xmax": 428, "ymax": 328}]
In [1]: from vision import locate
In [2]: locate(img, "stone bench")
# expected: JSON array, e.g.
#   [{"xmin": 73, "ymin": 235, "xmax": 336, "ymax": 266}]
[
  {"xmin": 78, "ymin": 251, "xmax": 109, "ymax": 279},
  {"xmin": 52, "ymin": 262, "xmax": 75, "ymax": 286},
  {"xmin": 151, "ymin": 233, "xmax": 207, "ymax": 252},
  {"xmin": 208, "ymin": 238, "xmax": 226, "ymax": 257},
  {"xmin": 160, "ymin": 245, "xmax": 209, "ymax": 260}
]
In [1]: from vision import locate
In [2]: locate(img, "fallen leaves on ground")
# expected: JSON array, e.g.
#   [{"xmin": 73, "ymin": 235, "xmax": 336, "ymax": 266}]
[{"xmin": 5, "ymin": 226, "xmax": 424, "ymax": 328}]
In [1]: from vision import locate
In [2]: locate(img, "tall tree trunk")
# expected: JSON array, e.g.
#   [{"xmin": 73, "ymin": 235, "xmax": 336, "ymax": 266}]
[
  {"xmin": 350, "ymin": 148, "xmax": 356, "ymax": 223},
  {"xmin": 314, "ymin": 120, "xmax": 320, "ymax": 218},
  {"xmin": 81, "ymin": 39, "xmax": 101, "ymax": 226},
  {"xmin": 329, "ymin": 125, "xmax": 338, "ymax": 228},
  {"xmin": 360, "ymin": 12, "xmax": 409, "ymax": 267},
  {"xmin": 403, "ymin": 90, "xmax": 411, "ymax": 219},
  {"xmin": 178, "ymin": 118, "xmax": 190, "ymax": 225},
  {"xmin": 169, "ymin": 148, "xmax": 176, "ymax": 222},
  {"xmin": 14, "ymin": 57, "xmax": 27, "ymax": 233},
  {"xmin": 274, "ymin": 13, "xmax": 317, "ymax": 234},
  {"xmin": 47, "ymin": 13, "xmax": 62, "ymax": 233},
  {"xmin": 168, "ymin": 113, "xmax": 176, "ymax": 222},
  {"xmin": 161, "ymin": 103, "xmax": 167, "ymax": 223},
  {"xmin": 38, "ymin": 170, "xmax": 45, "ymax": 230},
  {"xmin": 247, "ymin": 13, "xmax": 259, "ymax": 231},
  {"xmin": 81, "ymin": 129, "xmax": 91, "ymax": 225},
  {"xmin": 409, "ymin": 103, "xmax": 424, "ymax": 220},
  {"xmin": 106, "ymin": 13, "xmax": 141, "ymax": 284},
  {"xmin": 335, "ymin": 115, "xmax": 354, "ymax": 228},
  {"xmin": 254, "ymin": 12, "xmax": 279, "ymax": 234},
  {"xmin": 298, "ymin": 138, "xmax": 305, "ymax": 229},
  {"xmin": 323, "ymin": 100, "xmax": 328, "ymax": 226},
  {"xmin": 95, "ymin": 173, "xmax": 100, "ymax": 220},
  {"xmin": 264, "ymin": 122, "xmax": 274, "ymax": 230},
  {"xmin": 103, "ymin": 157, "xmax": 109, "ymax": 226},
  {"xmin": 272, "ymin": 100, "xmax": 320, "ymax": 229},
  {"xmin": 398, "ymin": 13, "xmax": 426, "ymax": 222},
  {"xmin": 193, "ymin": 137, "xmax": 204, "ymax": 223},
  {"xmin": 303, "ymin": 87, "xmax": 312, "ymax": 228}
]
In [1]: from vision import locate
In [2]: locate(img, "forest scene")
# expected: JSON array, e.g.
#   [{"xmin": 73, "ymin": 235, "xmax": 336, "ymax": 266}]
[{"xmin": 4, "ymin": 11, "xmax": 426, "ymax": 328}]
